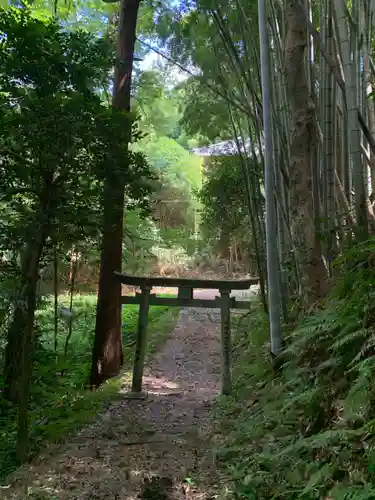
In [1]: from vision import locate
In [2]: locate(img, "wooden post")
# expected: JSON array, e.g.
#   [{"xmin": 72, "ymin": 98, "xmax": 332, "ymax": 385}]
[
  {"xmin": 220, "ymin": 289, "xmax": 232, "ymax": 395},
  {"xmin": 131, "ymin": 285, "xmax": 151, "ymax": 393}
]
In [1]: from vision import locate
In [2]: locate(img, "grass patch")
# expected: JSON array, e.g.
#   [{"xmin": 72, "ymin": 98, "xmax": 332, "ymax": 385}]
[{"xmin": 0, "ymin": 293, "xmax": 179, "ymax": 482}]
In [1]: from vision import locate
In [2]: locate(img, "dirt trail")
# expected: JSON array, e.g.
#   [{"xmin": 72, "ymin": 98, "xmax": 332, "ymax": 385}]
[{"xmin": 3, "ymin": 307, "xmax": 225, "ymax": 500}]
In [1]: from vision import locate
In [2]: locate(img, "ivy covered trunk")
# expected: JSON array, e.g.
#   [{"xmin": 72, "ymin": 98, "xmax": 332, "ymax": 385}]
[
  {"xmin": 90, "ymin": 0, "xmax": 141, "ymax": 387},
  {"xmin": 284, "ymin": 1, "xmax": 329, "ymax": 304}
]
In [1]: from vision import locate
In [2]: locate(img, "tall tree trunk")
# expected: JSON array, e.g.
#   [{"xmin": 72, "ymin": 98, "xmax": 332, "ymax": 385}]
[
  {"xmin": 53, "ymin": 247, "xmax": 58, "ymax": 353},
  {"xmin": 3, "ymin": 304, "xmax": 27, "ymax": 403},
  {"xmin": 90, "ymin": 0, "xmax": 141, "ymax": 387},
  {"xmin": 258, "ymin": 0, "xmax": 282, "ymax": 355},
  {"xmin": 2, "ymin": 228, "xmax": 44, "ymax": 466},
  {"xmin": 285, "ymin": 0, "xmax": 329, "ymax": 305},
  {"xmin": 3, "ymin": 244, "xmax": 43, "ymax": 404},
  {"xmin": 64, "ymin": 251, "xmax": 78, "ymax": 357},
  {"xmin": 218, "ymin": 229, "xmax": 230, "ymax": 259},
  {"xmin": 16, "ymin": 241, "xmax": 44, "ymax": 463}
]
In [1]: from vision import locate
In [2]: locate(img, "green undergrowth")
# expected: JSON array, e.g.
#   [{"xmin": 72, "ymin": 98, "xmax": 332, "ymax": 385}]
[
  {"xmin": 0, "ymin": 293, "xmax": 179, "ymax": 482},
  {"xmin": 215, "ymin": 241, "xmax": 375, "ymax": 499}
]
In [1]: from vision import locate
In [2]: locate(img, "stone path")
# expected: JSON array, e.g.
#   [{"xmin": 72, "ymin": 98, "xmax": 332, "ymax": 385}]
[{"xmin": 2, "ymin": 304, "xmax": 229, "ymax": 500}]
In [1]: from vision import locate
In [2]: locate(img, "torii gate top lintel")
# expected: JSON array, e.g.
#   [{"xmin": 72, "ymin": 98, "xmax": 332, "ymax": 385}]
[{"xmin": 114, "ymin": 271, "xmax": 259, "ymax": 291}]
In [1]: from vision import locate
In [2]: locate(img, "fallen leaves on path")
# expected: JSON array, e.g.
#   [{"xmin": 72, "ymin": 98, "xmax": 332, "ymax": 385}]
[{"xmin": 2, "ymin": 308, "xmax": 228, "ymax": 500}]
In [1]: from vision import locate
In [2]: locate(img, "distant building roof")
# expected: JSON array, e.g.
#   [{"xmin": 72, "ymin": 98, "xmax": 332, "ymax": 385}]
[
  {"xmin": 191, "ymin": 138, "xmax": 255, "ymax": 157},
  {"xmin": 191, "ymin": 139, "xmax": 250, "ymax": 156}
]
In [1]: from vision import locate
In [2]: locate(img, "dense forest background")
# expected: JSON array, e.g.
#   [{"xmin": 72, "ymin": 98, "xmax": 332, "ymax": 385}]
[{"xmin": 1, "ymin": 0, "xmax": 375, "ymax": 498}]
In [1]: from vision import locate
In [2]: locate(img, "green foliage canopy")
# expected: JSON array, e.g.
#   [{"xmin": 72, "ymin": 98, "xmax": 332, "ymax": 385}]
[{"xmin": 0, "ymin": 7, "xmax": 155, "ymax": 260}]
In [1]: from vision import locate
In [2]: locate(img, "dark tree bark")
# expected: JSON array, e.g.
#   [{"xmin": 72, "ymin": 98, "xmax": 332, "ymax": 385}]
[
  {"xmin": 64, "ymin": 251, "xmax": 78, "ymax": 357},
  {"xmin": 285, "ymin": 1, "xmax": 329, "ymax": 305},
  {"xmin": 89, "ymin": 0, "xmax": 141, "ymax": 387},
  {"xmin": 3, "ymin": 180, "xmax": 52, "ymax": 465},
  {"xmin": 2, "ymin": 233, "xmax": 44, "ymax": 466},
  {"xmin": 4, "ymin": 306, "xmax": 27, "ymax": 403},
  {"xmin": 53, "ymin": 247, "xmax": 58, "ymax": 353},
  {"xmin": 3, "ymin": 244, "xmax": 43, "ymax": 405},
  {"xmin": 16, "ymin": 242, "xmax": 43, "ymax": 463}
]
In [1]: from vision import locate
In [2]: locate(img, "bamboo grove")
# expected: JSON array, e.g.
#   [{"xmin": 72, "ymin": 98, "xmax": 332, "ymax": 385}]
[{"xmin": 163, "ymin": 0, "xmax": 375, "ymax": 351}]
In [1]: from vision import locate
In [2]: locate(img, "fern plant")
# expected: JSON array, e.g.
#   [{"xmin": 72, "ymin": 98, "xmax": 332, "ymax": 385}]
[{"xmin": 216, "ymin": 239, "xmax": 375, "ymax": 499}]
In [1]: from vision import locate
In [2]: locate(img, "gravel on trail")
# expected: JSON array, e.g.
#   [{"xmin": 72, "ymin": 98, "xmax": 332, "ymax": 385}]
[{"xmin": 2, "ymin": 303, "xmax": 229, "ymax": 500}]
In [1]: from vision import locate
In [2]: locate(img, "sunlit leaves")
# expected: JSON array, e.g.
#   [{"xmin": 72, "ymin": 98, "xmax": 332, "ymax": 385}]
[
  {"xmin": 179, "ymin": 76, "xmax": 233, "ymax": 141},
  {"xmin": 0, "ymin": 7, "xmax": 113, "ymax": 96},
  {"xmin": 0, "ymin": 6, "xmax": 155, "ymax": 254}
]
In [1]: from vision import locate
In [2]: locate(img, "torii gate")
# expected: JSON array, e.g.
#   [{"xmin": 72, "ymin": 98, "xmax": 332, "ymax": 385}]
[{"xmin": 115, "ymin": 272, "xmax": 259, "ymax": 396}]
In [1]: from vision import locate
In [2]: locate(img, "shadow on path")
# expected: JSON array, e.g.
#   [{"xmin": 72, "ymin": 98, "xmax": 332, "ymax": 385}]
[{"xmin": 3, "ymin": 307, "xmax": 224, "ymax": 500}]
